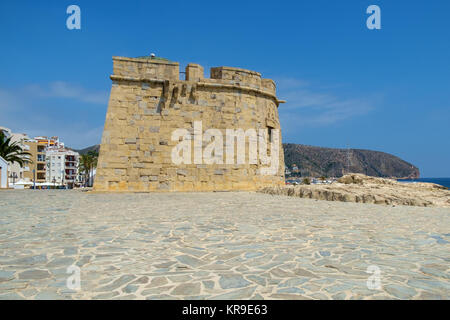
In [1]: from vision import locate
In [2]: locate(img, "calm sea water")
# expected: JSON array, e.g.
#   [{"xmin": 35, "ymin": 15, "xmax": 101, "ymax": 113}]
[{"xmin": 397, "ymin": 178, "xmax": 450, "ymax": 189}]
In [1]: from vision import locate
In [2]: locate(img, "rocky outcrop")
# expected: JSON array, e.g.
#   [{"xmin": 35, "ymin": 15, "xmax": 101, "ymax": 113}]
[
  {"xmin": 283, "ymin": 144, "xmax": 419, "ymax": 178},
  {"xmin": 260, "ymin": 174, "xmax": 450, "ymax": 207}
]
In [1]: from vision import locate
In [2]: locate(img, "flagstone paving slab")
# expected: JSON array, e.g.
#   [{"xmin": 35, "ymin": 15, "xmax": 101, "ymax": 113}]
[{"xmin": 0, "ymin": 190, "xmax": 449, "ymax": 299}]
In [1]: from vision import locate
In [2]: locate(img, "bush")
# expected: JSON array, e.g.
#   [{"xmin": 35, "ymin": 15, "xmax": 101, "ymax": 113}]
[{"xmin": 302, "ymin": 178, "xmax": 311, "ymax": 185}]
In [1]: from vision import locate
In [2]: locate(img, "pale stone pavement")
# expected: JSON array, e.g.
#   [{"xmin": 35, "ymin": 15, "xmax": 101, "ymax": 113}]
[{"xmin": 0, "ymin": 190, "xmax": 449, "ymax": 300}]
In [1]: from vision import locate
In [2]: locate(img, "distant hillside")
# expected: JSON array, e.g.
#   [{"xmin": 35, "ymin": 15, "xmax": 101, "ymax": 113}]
[
  {"xmin": 74, "ymin": 144, "xmax": 100, "ymax": 155},
  {"xmin": 284, "ymin": 143, "xmax": 419, "ymax": 179},
  {"xmin": 75, "ymin": 143, "xmax": 420, "ymax": 179}
]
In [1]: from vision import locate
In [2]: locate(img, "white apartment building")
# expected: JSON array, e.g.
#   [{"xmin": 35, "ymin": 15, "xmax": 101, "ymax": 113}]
[
  {"xmin": 1, "ymin": 126, "xmax": 81, "ymax": 188},
  {"xmin": 45, "ymin": 148, "xmax": 80, "ymax": 188}
]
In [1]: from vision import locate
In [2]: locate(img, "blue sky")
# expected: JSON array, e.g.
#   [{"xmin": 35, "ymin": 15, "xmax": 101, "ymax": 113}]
[{"xmin": 0, "ymin": 0, "xmax": 449, "ymax": 177}]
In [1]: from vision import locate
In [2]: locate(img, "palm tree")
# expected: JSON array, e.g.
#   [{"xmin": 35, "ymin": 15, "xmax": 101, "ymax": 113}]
[
  {"xmin": 78, "ymin": 154, "xmax": 92, "ymax": 187},
  {"xmin": 78, "ymin": 150, "xmax": 98, "ymax": 187},
  {"xmin": 88, "ymin": 151, "xmax": 98, "ymax": 187},
  {"xmin": 0, "ymin": 131, "xmax": 32, "ymax": 167}
]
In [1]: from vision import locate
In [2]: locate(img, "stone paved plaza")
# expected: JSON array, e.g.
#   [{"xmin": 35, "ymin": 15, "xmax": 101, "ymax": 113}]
[{"xmin": 0, "ymin": 190, "xmax": 449, "ymax": 300}]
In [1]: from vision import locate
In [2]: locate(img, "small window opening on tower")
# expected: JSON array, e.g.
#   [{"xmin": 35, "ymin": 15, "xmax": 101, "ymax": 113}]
[{"xmin": 268, "ymin": 126, "xmax": 274, "ymax": 143}]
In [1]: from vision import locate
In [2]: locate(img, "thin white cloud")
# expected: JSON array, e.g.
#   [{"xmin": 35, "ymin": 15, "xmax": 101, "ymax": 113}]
[
  {"xmin": 0, "ymin": 82, "xmax": 107, "ymax": 148},
  {"xmin": 25, "ymin": 81, "xmax": 108, "ymax": 105},
  {"xmin": 0, "ymin": 88, "xmax": 25, "ymax": 111},
  {"xmin": 275, "ymin": 77, "xmax": 377, "ymax": 126},
  {"xmin": 275, "ymin": 77, "xmax": 309, "ymax": 90}
]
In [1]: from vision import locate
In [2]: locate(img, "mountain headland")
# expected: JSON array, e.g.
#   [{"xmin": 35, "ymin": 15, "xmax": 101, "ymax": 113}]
[{"xmin": 284, "ymin": 143, "xmax": 419, "ymax": 179}]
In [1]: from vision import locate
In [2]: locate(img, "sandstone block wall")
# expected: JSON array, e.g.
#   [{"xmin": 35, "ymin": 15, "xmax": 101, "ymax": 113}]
[{"xmin": 94, "ymin": 56, "xmax": 285, "ymax": 192}]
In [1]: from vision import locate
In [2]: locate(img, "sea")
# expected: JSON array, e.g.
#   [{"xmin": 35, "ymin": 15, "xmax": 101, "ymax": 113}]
[{"xmin": 397, "ymin": 178, "xmax": 450, "ymax": 189}]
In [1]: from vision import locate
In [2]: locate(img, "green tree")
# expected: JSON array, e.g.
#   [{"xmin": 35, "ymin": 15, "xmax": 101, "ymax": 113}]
[
  {"xmin": 0, "ymin": 131, "xmax": 32, "ymax": 167},
  {"xmin": 78, "ymin": 150, "xmax": 98, "ymax": 187},
  {"xmin": 78, "ymin": 154, "xmax": 91, "ymax": 187}
]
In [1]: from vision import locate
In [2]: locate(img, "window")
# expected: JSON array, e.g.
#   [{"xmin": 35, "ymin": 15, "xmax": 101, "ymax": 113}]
[{"xmin": 267, "ymin": 126, "xmax": 274, "ymax": 143}]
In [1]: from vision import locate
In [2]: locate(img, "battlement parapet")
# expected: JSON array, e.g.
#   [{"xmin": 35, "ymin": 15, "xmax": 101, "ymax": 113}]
[
  {"xmin": 111, "ymin": 56, "xmax": 277, "ymax": 96},
  {"xmin": 113, "ymin": 56, "xmax": 180, "ymax": 80}
]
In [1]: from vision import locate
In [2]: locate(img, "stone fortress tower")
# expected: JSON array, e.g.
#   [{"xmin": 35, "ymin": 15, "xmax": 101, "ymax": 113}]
[{"xmin": 94, "ymin": 55, "xmax": 285, "ymax": 192}]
